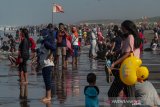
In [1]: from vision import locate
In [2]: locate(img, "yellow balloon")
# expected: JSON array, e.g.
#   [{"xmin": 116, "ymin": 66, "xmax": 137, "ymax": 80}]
[
  {"xmin": 119, "ymin": 53, "xmax": 142, "ymax": 85},
  {"xmin": 137, "ymin": 66, "xmax": 149, "ymax": 80},
  {"xmin": 129, "ymin": 53, "xmax": 142, "ymax": 67}
]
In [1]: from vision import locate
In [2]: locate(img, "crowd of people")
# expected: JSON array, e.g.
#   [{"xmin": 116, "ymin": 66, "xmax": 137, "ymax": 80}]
[
  {"xmin": 0, "ymin": 20, "xmax": 160, "ymax": 106},
  {"xmin": 85, "ymin": 20, "xmax": 160, "ymax": 107}
]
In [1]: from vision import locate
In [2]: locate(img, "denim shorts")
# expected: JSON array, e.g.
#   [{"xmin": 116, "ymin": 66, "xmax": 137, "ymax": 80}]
[{"xmin": 73, "ymin": 45, "xmax": 79, "ymax": 57}]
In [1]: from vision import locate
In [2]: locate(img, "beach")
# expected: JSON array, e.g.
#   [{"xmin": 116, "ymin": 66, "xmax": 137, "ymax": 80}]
[{"xmin": 0, "ymin": 30, "xmax": 160, "ymax": 107}]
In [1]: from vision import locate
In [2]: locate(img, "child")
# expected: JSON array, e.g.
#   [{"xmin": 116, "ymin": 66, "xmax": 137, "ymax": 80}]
[
  {"xmin": 105, "ymin": 50, "xmax": 120, "ymax": 83},
  {"xmin": 84, "ymin": 73, "xmax": 99, "ymax": 107},
  {"xmin": 135, "ymin": 67, "xmax": 160, "ymax": 106},
  {"xmin": 105, "ymin": 52, "xmax": 112, "ymax": 83},
  {"xmin": 8, "ymin": 53, "xmax": 20, "ymax": 67},
  {"xmin": 0, "ymin": 41, "xmax": 9, "ymax": 51}
]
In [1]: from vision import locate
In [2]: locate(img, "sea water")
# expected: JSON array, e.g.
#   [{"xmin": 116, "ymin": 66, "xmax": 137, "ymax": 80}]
[{"xmin": 0, "ymin": 30, "xmax": 4, "ymax": 36}]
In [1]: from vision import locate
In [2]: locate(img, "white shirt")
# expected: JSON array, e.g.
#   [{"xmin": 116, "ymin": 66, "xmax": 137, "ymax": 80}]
[
  {"xmin": 135, "ymin": 81, "xmax": 160, "ymax": 106},
  {"xmin": 91, "ymin": 32, "xmax": 97, "ymax": 40},
  {"xmin": 71, "ymin": 34, "xmax": 79, "ymax": 46},
  {"xmin": 44, "ymin": 59, "xmax": 54, "ymax": 67}
]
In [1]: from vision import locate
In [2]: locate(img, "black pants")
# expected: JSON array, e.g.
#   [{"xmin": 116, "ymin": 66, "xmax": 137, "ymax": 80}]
[
  {"xmin": 108, "ymin": 72, "xmax": 135, "ymax": 107},
  {"xmin": 108, "ymin": 69, "xmax": 135, "ymax": 97},
  {"xmin": 98, "ymin": 43, "xmax": 103, "ymax": 51},
  {"xmin": 108, "ymin": 77, "xmax": 135, "ymax": 97},
  {"xmin": 42, "ymin": 66, "xmax": 52, "ymax": 91}
]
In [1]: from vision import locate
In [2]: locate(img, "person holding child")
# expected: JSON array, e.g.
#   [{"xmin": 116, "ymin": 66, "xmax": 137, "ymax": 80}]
[{"xmin": 39, "ymin": 26, "xmax": 56, "ymax": 102}]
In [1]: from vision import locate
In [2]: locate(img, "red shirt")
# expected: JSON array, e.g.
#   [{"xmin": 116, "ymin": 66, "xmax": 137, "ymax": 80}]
[{"xmin": 29, "ymin": 37, "xmax": 36, "ymax": 50}]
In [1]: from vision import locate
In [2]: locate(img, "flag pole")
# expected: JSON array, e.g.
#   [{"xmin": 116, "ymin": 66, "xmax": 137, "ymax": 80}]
[{"xmin": 52, "ymin": 3, "xmax": 54, "ymax": 25}]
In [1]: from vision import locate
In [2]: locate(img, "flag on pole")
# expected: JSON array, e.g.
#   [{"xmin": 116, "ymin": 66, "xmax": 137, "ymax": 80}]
[{"xmin": 53, "ymin": 4, "xmax": 64, "ymax": 13}]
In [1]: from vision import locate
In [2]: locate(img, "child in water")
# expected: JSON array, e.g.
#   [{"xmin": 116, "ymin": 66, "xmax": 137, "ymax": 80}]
[
  {"xmin": 8, "ymin": 53, "xmax": 20, "ymax": 67},
  {"xmin": 84, "ymin": 73, "xmax": 99, "ymax": 107}
]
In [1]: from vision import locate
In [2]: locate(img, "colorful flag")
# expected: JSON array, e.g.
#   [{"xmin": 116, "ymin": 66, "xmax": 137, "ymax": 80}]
[{"xmin": 53, "ymin": 4, "xmax": 64, "ymax": 13}]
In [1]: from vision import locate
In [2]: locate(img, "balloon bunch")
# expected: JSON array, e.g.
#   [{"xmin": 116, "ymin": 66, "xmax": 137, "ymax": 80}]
[{"xmin": 119, "ymin": 53, "xmax": 149, "ymax": 85}]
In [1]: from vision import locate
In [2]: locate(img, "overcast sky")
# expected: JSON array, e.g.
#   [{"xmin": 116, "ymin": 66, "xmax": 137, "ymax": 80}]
[{"xmin": 0, "ymin": 0, "xmax": 160, "ymax": 26}]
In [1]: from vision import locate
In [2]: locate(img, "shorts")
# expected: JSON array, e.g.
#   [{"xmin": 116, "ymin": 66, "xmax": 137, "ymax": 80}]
[
  {"xmin": 73, "ymin": 45, "xmax": 79, "ymax": 57},
  {"xmin": 56, "ymin": 47, "xmax": 66, "ymax": 56},
  {"xmin": 65, "ymin": 50, "xmax": 70, "ymax": 60}
]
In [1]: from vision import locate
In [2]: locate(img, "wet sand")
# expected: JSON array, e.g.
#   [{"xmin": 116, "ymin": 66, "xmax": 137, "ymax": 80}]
[{"xmin": 0, "ymin": 30, "xmax": 160, "ymax": 107}]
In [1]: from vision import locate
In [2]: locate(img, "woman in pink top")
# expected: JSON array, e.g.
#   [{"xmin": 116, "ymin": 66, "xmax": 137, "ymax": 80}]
[
  {"xmin": 108, "ymin": 20, "xmax": 141, "ymax": 100},
  {"xmin": 97, "ymin": 27, "xmax": 104, "ymax": 51}
]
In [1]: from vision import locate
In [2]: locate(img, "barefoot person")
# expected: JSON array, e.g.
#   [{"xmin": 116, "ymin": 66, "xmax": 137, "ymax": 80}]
[
  {"xmin": 18, "ymin": 28, "xmax": 30, "ymax": 84},
  {"xmin": 71, "ymin": 27, "xmax": 79, "ymax": 66},
  {"xmin": 39, "ymin": 27, "xmax": 56, "ymax": 102},
  {"xmin": 56, "ymin": 23, "xmax": 67, "ymax": 69}
]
